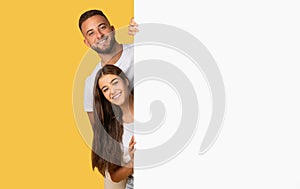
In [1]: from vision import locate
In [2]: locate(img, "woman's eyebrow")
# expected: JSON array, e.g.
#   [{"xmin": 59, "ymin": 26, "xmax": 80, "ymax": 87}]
[
  {"xmin": 110, "ymin": 78, "xmax": 118, "ymax": 84},
  {"xmin": 100, "ymin": 78, "xmax": 118, "ymax": 90}
]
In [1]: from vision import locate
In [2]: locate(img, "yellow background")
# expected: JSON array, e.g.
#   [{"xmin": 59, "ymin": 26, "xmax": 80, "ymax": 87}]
[{"xmin": 0, "ymin": 0, "xmax": 133, "ymax": 188}]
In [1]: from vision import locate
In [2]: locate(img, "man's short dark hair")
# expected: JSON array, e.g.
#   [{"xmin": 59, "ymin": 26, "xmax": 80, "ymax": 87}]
[{"xmin": 79, "ymin": 9, "xmax": 109, "ymax": 31}]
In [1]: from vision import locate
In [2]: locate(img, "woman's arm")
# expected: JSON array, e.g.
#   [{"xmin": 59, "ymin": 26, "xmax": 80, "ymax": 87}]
[
  {"xmin": 109, "ymin": 161, "xmax": 133, "ymax": 182},
  {"xmin": 109, "ymin": 136, "xmax": 136, "ymax": 182}
]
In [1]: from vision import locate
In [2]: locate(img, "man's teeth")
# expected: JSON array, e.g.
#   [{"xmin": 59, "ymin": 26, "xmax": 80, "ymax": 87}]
[{"xmin": 98, "ymin": 37, "xmax": 107, "ymax": 44}]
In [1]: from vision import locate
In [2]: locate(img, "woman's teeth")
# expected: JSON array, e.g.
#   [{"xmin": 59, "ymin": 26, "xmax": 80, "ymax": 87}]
[{"xmin": 112, "ymin": 92, "xmax": 121, "ymax": 99}]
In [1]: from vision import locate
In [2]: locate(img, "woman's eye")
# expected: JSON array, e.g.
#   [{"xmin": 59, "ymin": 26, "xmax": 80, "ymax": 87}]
[
  {"xmin": 102, "ymin": 88, "xmax": 108, "ymax": 93},
  {"xmin": 112, "ymin": 80, "xmax": 119, "ymax": 85}
]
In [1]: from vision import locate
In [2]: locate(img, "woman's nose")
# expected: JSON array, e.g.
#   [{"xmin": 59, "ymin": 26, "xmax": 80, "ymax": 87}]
[{"xmin": 110, "ymin": 86, "xmax": 116, "ymax": 95}]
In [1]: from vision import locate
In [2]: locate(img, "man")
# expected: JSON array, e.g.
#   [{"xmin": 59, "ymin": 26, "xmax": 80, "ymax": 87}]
[{"xmin": 79, "ymin": 10, "xmax": 137, "ymax": 126}]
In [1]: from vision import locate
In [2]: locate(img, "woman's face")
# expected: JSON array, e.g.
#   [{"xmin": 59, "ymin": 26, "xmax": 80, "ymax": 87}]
[{"xmin": 98, "ymin": 74, "xmax": 130, "ymax": 106}]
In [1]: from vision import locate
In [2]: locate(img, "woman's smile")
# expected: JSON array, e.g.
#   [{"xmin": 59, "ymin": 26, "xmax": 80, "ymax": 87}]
[{"xmin": 112, "ymin": 92, "xmax": 122, "ymax": 100}]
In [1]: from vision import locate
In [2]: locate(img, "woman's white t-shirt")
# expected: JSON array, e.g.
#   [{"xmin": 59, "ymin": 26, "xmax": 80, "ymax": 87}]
[{"xmin": 104, "ymin": 122, "xmax": 134, "ymax": 189}]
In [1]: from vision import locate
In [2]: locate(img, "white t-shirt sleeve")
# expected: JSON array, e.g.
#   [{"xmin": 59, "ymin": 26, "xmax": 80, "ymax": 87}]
[
  {"xmin": 84, "ymin": 76, "xmax": 93, "ymax": 112},
  {"xmin": 122, "ymin": 123, "xmax": 134, "ymax": 164}
]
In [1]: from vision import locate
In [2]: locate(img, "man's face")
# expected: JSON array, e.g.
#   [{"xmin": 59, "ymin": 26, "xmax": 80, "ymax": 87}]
[{"xmin": 81, "ymin": 15, "xmax": 116, "ymax": 54}]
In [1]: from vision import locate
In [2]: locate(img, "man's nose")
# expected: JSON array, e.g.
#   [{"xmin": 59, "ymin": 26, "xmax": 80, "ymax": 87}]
[{"xmin": 95, "ymin": 29, "xmax": 104, "ymax": 39}]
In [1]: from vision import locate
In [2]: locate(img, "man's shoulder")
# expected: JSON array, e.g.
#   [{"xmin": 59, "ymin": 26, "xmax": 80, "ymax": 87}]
[
  {"xmin": 117, "ymin": 44, "xmax": 134, "ymax": 66},
  {"xmin": 85, "ymin": 74, "xmax": 93, "ymax": 84},
  {"xmin": 122, "ymin": 43, "xmax": 133, "ymax": 47},
  {"xmin": 85, "ymin": 62, "xmax": 102, "ymax": 85},
  {"xmin": 122, "ymin": 44, "xmax": 134, "ymax": 52}
]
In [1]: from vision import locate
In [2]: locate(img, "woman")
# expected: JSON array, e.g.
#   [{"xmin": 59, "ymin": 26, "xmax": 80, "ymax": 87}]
[{"xmin": 92, "ymin": 64, "xmax": 135, "ymax": 189}]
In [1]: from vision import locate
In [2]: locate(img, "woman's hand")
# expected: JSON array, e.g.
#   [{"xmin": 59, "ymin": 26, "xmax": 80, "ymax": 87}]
[
  {"xmin": 128, "ymin": 135, "xmax": 136, "ymax": 164},
  {"xmin": 128, "ymin": 18, "xmax": 139, "ymax": 36}
]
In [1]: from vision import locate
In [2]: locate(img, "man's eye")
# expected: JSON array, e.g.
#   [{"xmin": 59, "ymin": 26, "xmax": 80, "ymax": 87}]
[
  {"xmin": 88, "ymin": 32, "xmax": 94, "ymax": 36},
  {"xmin": 99, "ymin": 25, "xmax": 107, "ymax": 30}
]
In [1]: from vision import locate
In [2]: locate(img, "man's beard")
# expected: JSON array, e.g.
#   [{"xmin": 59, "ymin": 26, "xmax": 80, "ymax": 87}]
[{"xmin": 91, "ymin": 35, "xmax": 116, "ymax": 54}]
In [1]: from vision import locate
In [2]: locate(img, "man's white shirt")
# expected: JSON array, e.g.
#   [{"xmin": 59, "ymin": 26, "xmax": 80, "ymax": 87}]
[{"xmin": 84, "ymin": 44, "xmax": 134, "ymax": 112}]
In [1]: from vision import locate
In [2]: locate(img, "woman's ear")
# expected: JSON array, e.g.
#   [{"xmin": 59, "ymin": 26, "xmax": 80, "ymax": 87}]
[{"xmin": 125, "ymin": 78, "xmax": 130, "ymax": 87}]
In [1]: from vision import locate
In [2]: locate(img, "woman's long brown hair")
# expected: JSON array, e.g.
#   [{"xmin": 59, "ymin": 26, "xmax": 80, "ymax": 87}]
[{"xmin": 91, "ymin": 65, "xmax": 130, "ymax": 176}]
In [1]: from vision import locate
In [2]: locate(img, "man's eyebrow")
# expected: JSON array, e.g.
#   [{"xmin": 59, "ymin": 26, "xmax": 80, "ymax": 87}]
[{"xmin": 85, "ymin": 23, "xmax": 106, "ymax": 35}]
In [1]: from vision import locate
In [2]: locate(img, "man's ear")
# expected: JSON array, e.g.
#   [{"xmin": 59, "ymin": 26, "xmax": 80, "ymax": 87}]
[
  {"xmin": 111, "ymin": 25, "xmax": 115, "ymax": 31},
  {"xmin": 83, "ymin": 38, "xmax": 91, "ymax": 48}
]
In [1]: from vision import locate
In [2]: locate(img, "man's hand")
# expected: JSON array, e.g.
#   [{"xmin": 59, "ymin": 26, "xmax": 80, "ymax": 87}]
[{"xmin": 128, "ymin": 18, "xmax": 139, "ymax": 36}]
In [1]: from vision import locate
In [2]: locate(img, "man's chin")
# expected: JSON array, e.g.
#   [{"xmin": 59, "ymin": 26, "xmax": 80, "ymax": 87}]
[
  {"xmin": 91, "ymin": 38, "xmax": 116, "ymax": 54},
  {"xmin": 92, "ymin": 46, "xmax": 113, "ymax": 54}
]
